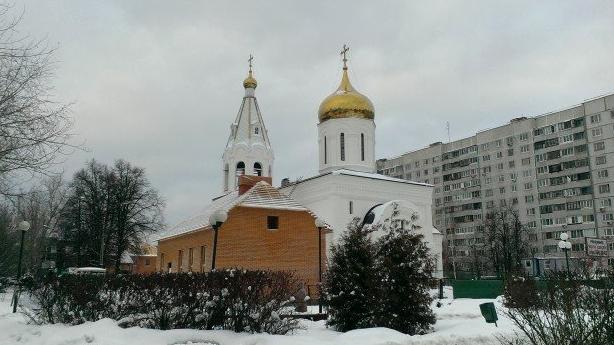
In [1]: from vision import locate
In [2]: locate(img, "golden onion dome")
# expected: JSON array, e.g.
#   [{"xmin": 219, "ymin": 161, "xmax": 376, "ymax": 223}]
[
  {"xmin": 318, "ymin": 67, "xmax": 374, "ymax": 123},
  {"xmin": 243, "ymin": 70, "xmax": 257, "ymax": 89}
]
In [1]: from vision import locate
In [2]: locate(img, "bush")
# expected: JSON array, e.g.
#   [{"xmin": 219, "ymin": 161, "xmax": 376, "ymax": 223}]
[
  {"xmin": 322, "ymin": 219, "xmax": 378, "ymax": 331},
  {"xmin": 501, "ymin": 271, "xmax": 614, "ymax": 345},
  {"xmin": 23, "ymin": 269, "xmax": 300, "ymax": 334},
  {"xmin": 323, "ymin": 207, "xmax": 436, "ymax": 335}
]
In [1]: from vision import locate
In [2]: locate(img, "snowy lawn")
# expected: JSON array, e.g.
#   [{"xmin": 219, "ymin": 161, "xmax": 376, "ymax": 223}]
[{"xmin": 0, "ymin": 287, "xmax": 517, "ymax": 345}]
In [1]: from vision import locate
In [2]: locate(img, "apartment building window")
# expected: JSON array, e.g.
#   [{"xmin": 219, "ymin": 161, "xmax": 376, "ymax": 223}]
[
  {"xmin": 508, "ymin": 149, "xmax": 514, "ymax": 156},
  {"xmin": 496, "ymin": 152, "xmax": 503, "ymax": 158},
  {"xmin": 499, "ymin": 187, "xmax": 506, "ymax": 194},
  {"xmin": 424, "ymin": 169, "xmax": 429, "ymax": 175},
  {"xmin": 496, "ymin": 140, "xmax": 502, "ymax": 147},
  {"xmin": 509, "ymin": 161, "xmax": 515, "ymax": 168},
  {"xmin": 541, "ymin": 218, "xmax": 553, "ymax": 226},
  {"xmin": 434, "ymin": 167, "xmax": 440, "ymax": 173},
  {"xmin": 600, "ymin": 198, "xmax": 612, "ymax": 207},
  {"xmin": 497, "ymin": 163, "xmax": 504, "ymax": 170},
  {"xmin": 434, "ymin": 177, "xmax": 440, "ymax": 183},
  {"xmin": 485, "ymin": 189, "xmax": 493, "ymax": 197},
  {"xmin": 592, "ymin": 128, "xmax": 603, "ymax": 137},
  {"xmin": 512, "ymin": 184, "xmax": 517, "ymax": 192},
  {"xmin": 602, "ymin": 213, "xmax": 614, "ymax": 221},
  {"xmin": 594, "ymin": 142, "xmax": 605, "ymax": 151},
  {"xmin": 527, "ymin": 221, "xmax": 537, "ymax": 228},
  {"xmin": 521, "ymin": 158, "xmax": 531, "ymax": 166},
  {"xmin": 537, "ymin": 179, "xmax": 548, "ymax": 188},
  {"xmin": 520, "ymin": 145, "xmax": 529, "ymax": 153},
  {"xmin": 415, "ymin": 161, "xmax": 420, "ymax": 167},
  {"xmin": 524, "ymin": 182, "xmax": 533, "ymax": 190},
  {"xmin": 598, "ymin": 169, "xmax": 609, "ymax": 178},
  {"xmin": 599, "ymin": 184, "xmax": 610, "ymax": 194},
  {"xmin": 498, "ymin": 175, "xmax": 505, "ymax": 182},
  {"xmin": 537, "ymin": 166, "xmax": 548, "ymax": 174},
  {"xmin": 519, "ymin": 132, "xmax": 529, "ymax": 141},
  {"xmin": 597, "ymin": 156, "xmax": 607, "ymax": 165},
  {"xmin": 572, "ymin": 243, "xmax": 585, "ymax": 252},
  {"xmin": 483, "ymin": 166, "xmax": 491, "ymax": 173},
  {"xmin": 590, "ymin": 114, "xmax": 601, "ymax": 123},
  {"xmin": 606, "ymin": 228, "xmax": 614, "ymax": 237},
  {"xmin": 525, "ymin": 195, "xmax": 534, "ymax": 203},
  {"xmin": 349, "ymin": 201, "xmax": 353, "ymax": 214},
  {"xmin": 523, "ymin": 170, "xmax": 532, "ymax": 177},
  {"xmin": 561, "ymin": 147, "xmax": 573, "ymax": 156},
  {"xmin": 483, "ymin": 155, "xmax": 491, "ymax": 161},
  {"xmin": 500, "ymin": 199, "xmax": 507, "ymax": 207},
  {"xmin": 561, "ymin": 134, "xmax": 574, "ymax": 143},
  {"xmin": 527, "ymin": 208, "xmax": 535, "ymax": 215}
]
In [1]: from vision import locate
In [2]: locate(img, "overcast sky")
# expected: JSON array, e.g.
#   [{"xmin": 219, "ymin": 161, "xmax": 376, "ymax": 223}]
[{"xmin": 15, "ymin": 1, "xmax": 614, "ymax": 226}]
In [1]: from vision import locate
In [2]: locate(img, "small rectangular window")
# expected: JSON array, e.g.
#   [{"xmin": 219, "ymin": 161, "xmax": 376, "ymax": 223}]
[
  {"xmin": 349, "ymin": 201, "xmax": 353, "ymax": 214},
  {"xmin": 267, "ymin": 216, "xmax": 279, "ymax": 230}
]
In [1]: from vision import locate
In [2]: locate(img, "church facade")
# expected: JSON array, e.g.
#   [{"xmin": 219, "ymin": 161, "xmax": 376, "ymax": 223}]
[{"xmin": 156, "ymin": 48, "xmax": 443, "ymax": 284}]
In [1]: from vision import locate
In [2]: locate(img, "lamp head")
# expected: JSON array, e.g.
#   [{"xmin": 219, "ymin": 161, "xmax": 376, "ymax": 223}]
[
  {"xmin": 209, "ymin": 210, "xmax": 228, "ymax": 227},
  {"xmin": 559, "ymin": 232, "xmax": 569, "ymax": 241},
  {"xmin": 18, "ymin": 220, "xmax": 30, "ymax": 232}
]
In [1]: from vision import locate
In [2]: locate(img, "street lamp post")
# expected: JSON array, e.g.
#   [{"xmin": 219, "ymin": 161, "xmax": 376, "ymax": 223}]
[
  {"xmin": 208, "ymin": 210, "xmax": 228, "ymax": 271},
  {"xmin": 12, "ymin": 220, "xmax": 30, "ymax": 313},
  {"xmin": 315, "ymin": 218, "xmax": 326, "ymax": 314},
  {"xmin": 558, "ymin": 232, "xmax": 572, "ymax": 279}
]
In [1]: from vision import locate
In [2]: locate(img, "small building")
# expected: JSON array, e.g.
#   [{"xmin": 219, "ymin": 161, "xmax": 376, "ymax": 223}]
[{"xmin": 157, "ymin": 176, "xmax": 327, "ymax": 290}]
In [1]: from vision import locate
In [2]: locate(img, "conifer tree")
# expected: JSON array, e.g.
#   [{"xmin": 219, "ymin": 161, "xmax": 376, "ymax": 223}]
[
  {"xmin": 322, "ymin": 218, "xmax": 378, "ymax": 331},
  {"xmin": 374, "ymin": 204, "xmax": 436, "ymax": 335}
]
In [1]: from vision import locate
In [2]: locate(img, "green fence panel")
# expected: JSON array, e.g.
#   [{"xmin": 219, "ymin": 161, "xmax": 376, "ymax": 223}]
[{"xmin": 452, "ymin": 279, "xmax": 504, "ymax": 299}]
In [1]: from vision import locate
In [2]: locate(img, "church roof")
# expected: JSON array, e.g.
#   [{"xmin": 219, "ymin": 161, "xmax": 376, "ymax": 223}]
[
  {"xmin": 282, "ymin": 168, "xmax": 433, "ymax": 188},
  {"xmin": 224, "ymin": 71, "xmax": 272, "ymax": 151},
  {"xmin": 156, "ymin": 181, "xmax": 311, "ymax": 241}
]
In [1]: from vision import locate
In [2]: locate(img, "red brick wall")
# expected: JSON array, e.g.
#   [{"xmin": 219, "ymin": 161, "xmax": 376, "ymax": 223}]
[{"xmin": 157, "ymin": 206, "xmax": 326, "ymax": 289}]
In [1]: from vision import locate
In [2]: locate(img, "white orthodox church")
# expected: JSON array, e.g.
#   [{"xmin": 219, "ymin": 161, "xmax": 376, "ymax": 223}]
[{"xmin": 219, "ymin": 49, "xmax": 443, "ymax": 277}]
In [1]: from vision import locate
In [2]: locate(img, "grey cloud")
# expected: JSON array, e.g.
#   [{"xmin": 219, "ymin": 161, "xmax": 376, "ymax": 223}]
[{"xmin": 15, "ymin": 0, "xmax": 614, "ymax": 225}]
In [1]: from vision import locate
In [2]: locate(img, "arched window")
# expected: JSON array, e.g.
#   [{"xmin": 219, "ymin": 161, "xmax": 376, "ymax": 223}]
[
  {"xmin": 254, "ymin": 162, "xmax": 262, "ymax": 176},
  {"xmin": 340, "ymin": 133, "xmax": 345, "ymax": 161},
  {"xmin": 223, "ymin": 164, "xmax": 229, "ymax": 191},
  {"xmin": 236, "ymin": 161, "xmax": 245, "ymax": 176},
  {"xmin": 361, "ymin": 133, "xmax": 365, "ymax": 161},
  {"xmin": 324, "ymin": 136, "xmax": 327, "ymax": 164}
]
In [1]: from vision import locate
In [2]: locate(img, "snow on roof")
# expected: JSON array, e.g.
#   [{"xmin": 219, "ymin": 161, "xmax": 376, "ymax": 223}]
[
  {"xmin": 156, "ymin": 181, "xmax": 310, "ymax": 241},
  {"xmin": 284, "ymin": 169, "xmax": 433, "ymax": 188},
  {"xmin": 332, "ymin": 169, "xmax": 433, "ymax": 187},
  {"xmin": 120, "ymin": 252, "xmax": 134, "ymax": 264}
]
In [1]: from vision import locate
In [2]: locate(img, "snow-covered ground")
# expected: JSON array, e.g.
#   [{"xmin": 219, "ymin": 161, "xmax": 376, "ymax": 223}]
[{"xmin": 0, "ymin": 287, "xmax": 517, "ymax": 345}]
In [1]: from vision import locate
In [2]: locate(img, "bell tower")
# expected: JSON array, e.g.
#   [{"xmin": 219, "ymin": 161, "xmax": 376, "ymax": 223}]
[{"xmin": 222, "ymin": 55, "xmax": 274, "ymax": 192}]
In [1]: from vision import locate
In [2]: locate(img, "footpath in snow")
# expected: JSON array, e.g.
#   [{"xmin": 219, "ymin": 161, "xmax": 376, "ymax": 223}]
[{"xmin": 0, "ymin": 288, "xmax": 516, "ymax": 345}]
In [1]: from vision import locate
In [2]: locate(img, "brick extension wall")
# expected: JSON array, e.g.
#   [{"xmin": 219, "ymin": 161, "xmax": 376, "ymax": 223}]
[{"xmin": 157, "ymin": 206, "xmax": 326, "ymax": 290}]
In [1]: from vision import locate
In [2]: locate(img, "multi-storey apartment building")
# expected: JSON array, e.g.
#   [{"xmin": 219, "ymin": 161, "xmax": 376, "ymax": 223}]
[{"xmin": 377, "ymin": 93, "xmax": 614, "ymax": 275}]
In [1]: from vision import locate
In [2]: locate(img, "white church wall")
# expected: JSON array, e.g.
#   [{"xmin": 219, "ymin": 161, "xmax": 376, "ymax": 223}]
[{"xmin": 282, "ymin": 173, "xmax": 442, "ymax": 278}]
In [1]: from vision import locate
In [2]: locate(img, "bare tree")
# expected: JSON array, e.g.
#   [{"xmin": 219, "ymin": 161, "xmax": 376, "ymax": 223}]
[
  {"xmin": 0, "ymin": 5, "xmax": 74, "ymax": 196},
  {"xmin": 60, "ymin": 159, "xmax": 164, "ymax": 270},
  {"xmin": 483, "ymin": 207, "xmax": 530, "ymax": 276}
]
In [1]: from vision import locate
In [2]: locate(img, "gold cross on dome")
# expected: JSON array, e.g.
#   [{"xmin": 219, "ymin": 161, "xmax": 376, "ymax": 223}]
[
  {"xmin": 340, "ymin": 44, "xmax": 349, "ymax": 69},
  {"xmin": 248, "ymin": 54, "xmax": 254, "ymax": 73}
]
